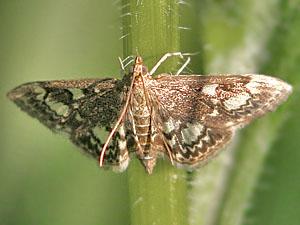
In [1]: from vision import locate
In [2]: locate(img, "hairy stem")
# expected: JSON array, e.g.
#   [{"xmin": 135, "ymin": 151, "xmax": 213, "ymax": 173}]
[{"xmin": 121, "ymin": 0, "xmax": 194, "ymax": 224}]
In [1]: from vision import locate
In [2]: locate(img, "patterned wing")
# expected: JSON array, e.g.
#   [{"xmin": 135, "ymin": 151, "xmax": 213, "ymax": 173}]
[
  {"xmin": 7, "ymin": 78, "xmax": 131, "ymax": 171},
  {"xmin": 147, "ymin": 74, "xmax": 292, "ymax": 167}
]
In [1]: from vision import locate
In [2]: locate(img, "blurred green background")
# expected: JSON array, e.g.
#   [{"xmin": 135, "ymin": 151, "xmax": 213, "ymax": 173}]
[
  {"xmin": 1, "ymin": 1, "xmax": 300, "ymax": 225},
  {"xmin": 0, "ymin": 1, "xmax": 130, "ymax": 225}
]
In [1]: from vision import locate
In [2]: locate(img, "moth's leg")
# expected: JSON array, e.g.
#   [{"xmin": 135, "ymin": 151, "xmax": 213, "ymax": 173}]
[
  {"xmin": 153, "ymin": 124, "xmax": 175, "ymax": 166},
  {"xmin": 147, "ymin": 96, "xmax": 175, "ymax": 165},
  {"xmin": 175, "ymin": 56, "xmax": 190, "ymax": 75},
  {"xmin": 118, "ymin": 55, "xmax": 134, "ymax": 71},
  {"xmin": 149, "ymin": 52, "xmax": 184, "ymax": 75},
  {"xmin": 141, "ymin": 118, "xmax": 158, "ymax": 174},
  {"xmin": 118, "ymin": 57, "xmax": 125, "ymax": 71},
  {"xmin": 128, "ymin": 108, "xmax": 144, "ymax": 156}
]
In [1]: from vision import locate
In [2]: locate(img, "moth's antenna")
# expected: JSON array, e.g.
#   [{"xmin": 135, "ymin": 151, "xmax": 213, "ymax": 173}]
[{"xmin": 135, "ymin": 47, "xmax": 140, "ymax": 57}]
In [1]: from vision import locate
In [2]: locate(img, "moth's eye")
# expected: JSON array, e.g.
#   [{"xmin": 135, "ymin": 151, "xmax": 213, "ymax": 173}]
[{"xmin": 142, "ymin": 66, "xmax": 148, "ymax": 75}]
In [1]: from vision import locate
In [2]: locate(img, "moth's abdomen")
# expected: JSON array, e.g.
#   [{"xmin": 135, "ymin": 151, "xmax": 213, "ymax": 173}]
[
  {"xmin": 133, "ymin": 114, "xmax": 151, "ymax": 150},
  {"xmin": 131, "ymin": 78, "xmax": 152, "ymax": 152}
]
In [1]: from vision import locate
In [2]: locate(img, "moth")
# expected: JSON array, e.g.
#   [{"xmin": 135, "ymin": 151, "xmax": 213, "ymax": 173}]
[{"xmin": 7, "ymin": 52, "xmax": 292, "ymax": 174}]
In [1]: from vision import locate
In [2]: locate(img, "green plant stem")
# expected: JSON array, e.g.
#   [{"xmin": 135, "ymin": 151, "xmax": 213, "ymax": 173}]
[
  {"xmin": 121, "ymin": 1, "xmax": 189, "ymax": 225},
  {"xmin": 128, "ymin": 160, "xmax": 188, "ymax": 225},
  {"xmin": 122, "ymin": 0, "xmax": 180, "ymax": 67}
]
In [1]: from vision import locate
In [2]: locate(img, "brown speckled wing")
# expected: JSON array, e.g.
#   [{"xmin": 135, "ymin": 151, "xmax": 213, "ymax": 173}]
[
  {"xmin": 147, "ymin": 74, "xmax": 292, "ymax": 167},
  {"xmin": 7, "ymin": 78, "xmax": 131, "ymax": 171}
]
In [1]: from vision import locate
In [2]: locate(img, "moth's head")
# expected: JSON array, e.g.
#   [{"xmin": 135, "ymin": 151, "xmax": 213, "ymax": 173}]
[
  {"xmin": 132, "ymin": 56, "xmax": 149, "ymax": 78},
  {"xmin": 135, "ymin": 56, "xmax": 143, "ymax": 65}
]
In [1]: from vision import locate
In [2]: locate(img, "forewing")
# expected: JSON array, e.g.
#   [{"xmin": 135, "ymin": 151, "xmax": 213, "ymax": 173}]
[
  {"xmin": 147, "ymin": 74, "xmax": 292, "ymax": 166},
  {"xmin": 7, "ymin": 78, "xmax": 130, "ymax": 168}
]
